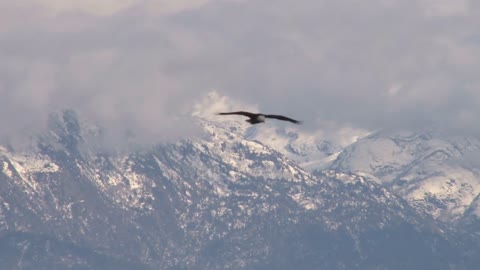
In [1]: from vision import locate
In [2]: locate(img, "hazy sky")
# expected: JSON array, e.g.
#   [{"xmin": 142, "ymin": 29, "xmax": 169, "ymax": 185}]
[{"xmin": 1, "ymin": 0, "xmax": 479, "ymax": 145}]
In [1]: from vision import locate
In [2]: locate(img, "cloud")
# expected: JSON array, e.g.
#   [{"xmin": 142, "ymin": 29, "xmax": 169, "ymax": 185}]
[
  {"xmin": 166, "ymin": 0, "xmax": 480, "ymax": 133},
  {"xmin": 0, "ymin": 1, "xmax": 205, "ymax": 146},
  {"xmin": 1, "ymin": 0, "xmax": 480, "ymax": 148},
  {"xmin": 22, "ymin": 0, "xmax": 216, "ymax": 16}
]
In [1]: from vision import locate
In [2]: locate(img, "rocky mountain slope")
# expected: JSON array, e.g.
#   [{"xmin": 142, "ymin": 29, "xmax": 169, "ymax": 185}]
[
  {"xmin": 201, "ymin": 93, "xmax": 480, "ymax": 226},
  {"xmin": 0, "ymin": 110, "xmax": 478, "ymax": 269},
  {"xmin": 0, "ymin": 231, "xmax": 147, "ymax": 270}
]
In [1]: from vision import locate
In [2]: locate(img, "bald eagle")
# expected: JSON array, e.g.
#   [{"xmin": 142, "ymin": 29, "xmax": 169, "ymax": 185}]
[{"xmin": 217, "ymin": 111, "xmax": 301, "ymax": 125}]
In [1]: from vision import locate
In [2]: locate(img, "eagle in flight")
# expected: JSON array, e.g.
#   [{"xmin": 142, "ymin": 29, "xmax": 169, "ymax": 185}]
[{"xmin": 217, "ymin": 111, "xmax": 301, "ymax": 125}]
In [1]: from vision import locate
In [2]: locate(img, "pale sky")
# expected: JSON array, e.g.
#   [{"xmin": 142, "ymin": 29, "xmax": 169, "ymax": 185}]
[{"xmin": 1, "ymin": 0, "xmax": 479, "ymax": 145}]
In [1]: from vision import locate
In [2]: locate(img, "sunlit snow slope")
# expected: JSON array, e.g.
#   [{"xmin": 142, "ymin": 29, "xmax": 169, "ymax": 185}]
[{"xmin": 329, "ymin": 129, "xmax": 480, "ymax": 222}]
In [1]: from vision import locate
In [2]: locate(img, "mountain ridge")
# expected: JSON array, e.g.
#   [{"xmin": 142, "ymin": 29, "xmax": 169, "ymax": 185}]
[{"xmin": 0, "ymin": 109, "xmax": 479, "ymax": 269}]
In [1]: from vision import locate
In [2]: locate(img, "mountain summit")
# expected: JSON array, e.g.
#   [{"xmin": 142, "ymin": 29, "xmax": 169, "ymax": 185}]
[{"xmin": 0, "ymin": 108, "xmax": 479, "ymax": 269}]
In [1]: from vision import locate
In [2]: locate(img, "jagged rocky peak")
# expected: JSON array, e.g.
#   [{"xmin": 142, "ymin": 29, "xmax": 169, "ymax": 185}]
[
  {"xmin": 3, "ymin": 94, "xmax": 480, "ymax": 268},
  {"xmin": 46, "ymin": 110, "xmax": 84, "ymax": 147},
  {"xmin": 0, "ymin": 104, "xmax": 479, "ymax": 269}
]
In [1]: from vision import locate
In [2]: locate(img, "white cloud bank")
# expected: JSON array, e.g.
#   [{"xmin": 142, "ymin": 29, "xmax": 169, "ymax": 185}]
[{"xmin": 1, "ymin": 0, "xmax": 479, "ymax": 146}]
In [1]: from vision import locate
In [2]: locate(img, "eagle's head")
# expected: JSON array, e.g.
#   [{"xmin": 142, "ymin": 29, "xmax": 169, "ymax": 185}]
[{"xmin": 256, "ymin": 115, "xmax": 266, "ymax": 122}]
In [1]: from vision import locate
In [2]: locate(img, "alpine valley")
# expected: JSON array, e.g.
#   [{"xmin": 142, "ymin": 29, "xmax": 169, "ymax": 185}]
[{"xmin": 1, "ymin": 94, "xmax": 480, "ymax": 270}]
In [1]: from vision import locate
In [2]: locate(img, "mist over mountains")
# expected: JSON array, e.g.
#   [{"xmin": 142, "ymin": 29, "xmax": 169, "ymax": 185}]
[{"xmin": 1, "ymin": 96, "xmax": 480, "ymax": 269}]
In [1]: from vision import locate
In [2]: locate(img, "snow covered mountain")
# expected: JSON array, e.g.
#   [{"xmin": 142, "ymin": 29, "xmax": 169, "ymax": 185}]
[
  {"xmin": 195, "ymin": 92, "xmax": 366, "ymax": 171},
  {"xmin": 0, "ymin": 109, "xmax": 476, "ymax": 269},
  {"xmin": 329, "ymin": 129, "xmax": 480, "ymax": 223},
  {"xmin": 197, "ymin": 93, "xmax": 480, "ymax": 225}
]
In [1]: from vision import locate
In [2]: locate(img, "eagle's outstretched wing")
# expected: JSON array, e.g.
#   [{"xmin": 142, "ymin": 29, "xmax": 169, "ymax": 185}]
[
  {"xmin": 265, "ymin": 114, "xmax": 301, "ymax": 124},
  {"xmin": 217, "ymin": 111, "xmax": 258, "ymax": 118}
]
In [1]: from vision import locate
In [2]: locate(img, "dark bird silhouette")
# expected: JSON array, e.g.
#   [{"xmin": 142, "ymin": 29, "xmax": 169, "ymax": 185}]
[{"xmin": 217, "ymin": 111, "xmax": 301, "ymax": 125}]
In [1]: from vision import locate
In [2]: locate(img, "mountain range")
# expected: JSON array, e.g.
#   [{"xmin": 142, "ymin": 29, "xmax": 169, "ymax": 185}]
[{"xmin": 1, "ymin": 94, "xmax": 480, "ymax": 269}]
